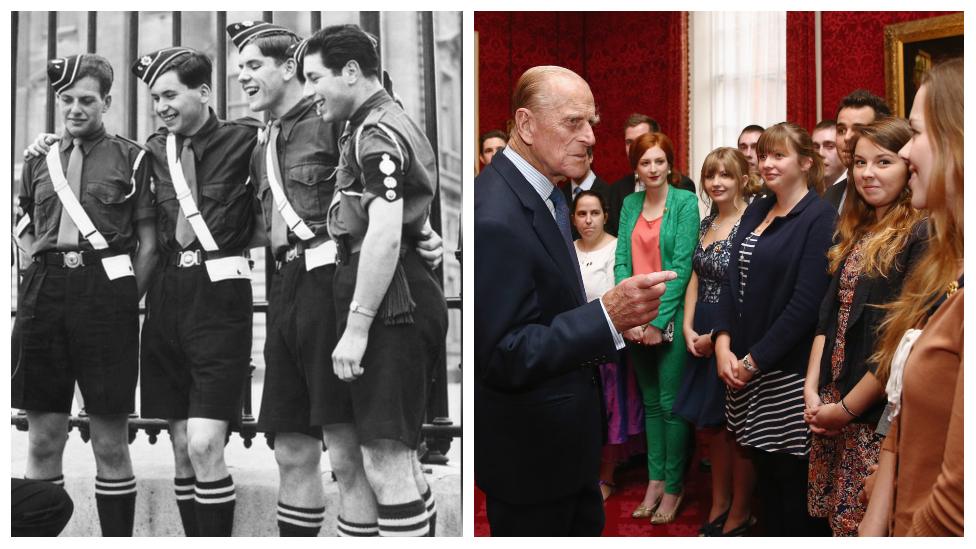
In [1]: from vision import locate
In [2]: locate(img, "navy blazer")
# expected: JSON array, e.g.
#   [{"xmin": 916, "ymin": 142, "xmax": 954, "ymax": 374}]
[
  {"xmin": 713, "ymin": 189, "xmax": 836, "ymax": 376},
  {"xmin": 815, "ymin": 221, "xmax": 928, "ymax": 424},
  {"xmin": 474, "ymin": 151, "xmax": 615, "ymax": 505}
]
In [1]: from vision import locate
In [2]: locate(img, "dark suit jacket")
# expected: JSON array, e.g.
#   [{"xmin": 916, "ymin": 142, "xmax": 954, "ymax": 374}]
[
  {"xmin": 474, "ymin": 152, "xmax": 614, "ymax": 505},
  {"xmin": 823, "ymin": 178, "xmax": 848, "ymax": 212},
  {"xmin": 815, "ymin": 221, "xmax": 928, "ymax": 424},
  {"xmin": 713, "ymin": 189, "xmax": 836, "ymax": 376},
  {"xmin": 606, "ymin": 172, "xmax": 696, "ymax": 237},
  {"xmin": 560, "ymin": 173, "xmax": 611, "ymax": 240}
]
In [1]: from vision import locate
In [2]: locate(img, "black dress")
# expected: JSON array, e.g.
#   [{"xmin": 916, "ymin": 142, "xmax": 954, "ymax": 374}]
[{"xmin": 672, "ymin": 215, "xmax": 739, "ymax": 428}]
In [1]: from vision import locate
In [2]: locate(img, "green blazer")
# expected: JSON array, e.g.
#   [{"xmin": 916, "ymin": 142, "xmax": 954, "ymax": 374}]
[{"xmin": 614, "ymin": 186, "xmax": 700, "ymax": 331}]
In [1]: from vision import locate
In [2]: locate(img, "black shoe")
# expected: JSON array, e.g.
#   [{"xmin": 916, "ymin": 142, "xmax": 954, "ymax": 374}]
[
  {"xmin": 716, "ymin": 515, "xmax": 757, "ymax": 537},
  {"xmin": 698, "ymin": 507, "xmax": 729, "ymax": 536}
]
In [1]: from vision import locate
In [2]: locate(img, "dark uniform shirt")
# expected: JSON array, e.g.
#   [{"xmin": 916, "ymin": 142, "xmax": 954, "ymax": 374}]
[
  {"xmin": 250, "ymin": 96, "xmax": 341, "ymax": 257},
  {"xmin": 17, "ymin": 125, "xmax": 154, "ymax": 256},
  {"xmin": 144, "ymin": 109, "xmax": 262, "ymax": 254},
  {"xmin": 330, "ymin": 90, "xmax": 437, "ymax": 244}
]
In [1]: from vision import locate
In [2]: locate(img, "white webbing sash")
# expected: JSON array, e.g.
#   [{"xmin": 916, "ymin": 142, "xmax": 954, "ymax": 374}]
[
  {"xmin": 265, "ymin": 135, "xmax": 316, "ymax": 241},
  {"xmin": 166, "ymin": 134, "xmax": 220, "ymax": 252},
  {"xmin": 45, "ymin": 147, "xmax": 109, "ymax": 250}
]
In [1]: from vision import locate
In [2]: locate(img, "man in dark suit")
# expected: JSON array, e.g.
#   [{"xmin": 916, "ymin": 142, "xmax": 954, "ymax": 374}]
[
  {"xmin": 475, "ymin": 65, "xmax": 675, "ymax": 536},
  {"xmin": 606, "ymin": 113, "xmax": 695, "ymax": 236},
  {"xmin": 561, "ymin": 147, "xmax": 610, "ymax": 239},
  {"xmin": 826, "ymin": 89, "xmax": 891, "ymax": 212}
]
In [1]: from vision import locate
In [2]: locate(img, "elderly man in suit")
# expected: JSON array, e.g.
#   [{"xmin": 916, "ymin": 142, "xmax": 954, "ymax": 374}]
[{"xmin": 474, "ymin": 65, "xmax": 675, "ymax": 536}]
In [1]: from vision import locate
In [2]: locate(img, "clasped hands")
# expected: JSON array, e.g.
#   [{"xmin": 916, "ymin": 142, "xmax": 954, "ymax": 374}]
[
  {"xmin": 801, "ymin": 388, "xmax": 850, "ymax": 437},
  {"xmin": 714, "ymin": 347, "xmax": 756, "ymax": 389}
]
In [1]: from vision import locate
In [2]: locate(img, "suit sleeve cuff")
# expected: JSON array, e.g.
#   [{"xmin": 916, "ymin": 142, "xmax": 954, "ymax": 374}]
[{"xmin": 599, "ymin": 297, "xmax": 626, "ymax": 350}]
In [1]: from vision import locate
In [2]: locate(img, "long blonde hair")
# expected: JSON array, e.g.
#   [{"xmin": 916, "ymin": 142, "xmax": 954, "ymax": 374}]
[
  {"xmin": 827, "ymin": 117, "xmax": 924, "ymax": 277},
  {"xmin": 698, "ymin": 147, "xmax": 749, "ymax": 207},
  {"xmin": 872, "ymin": 58, "xmax": 964, "ymax": 384}
]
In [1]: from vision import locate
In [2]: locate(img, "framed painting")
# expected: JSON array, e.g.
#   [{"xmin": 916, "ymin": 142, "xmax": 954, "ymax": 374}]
[{"xmin": 884, "ymin": 13, "xmax": 963, "ymax": 117}]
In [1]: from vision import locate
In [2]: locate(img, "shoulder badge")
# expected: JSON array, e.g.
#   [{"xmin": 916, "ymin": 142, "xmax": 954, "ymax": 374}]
[{"xmin": 379, "ymin": 153, "xmax": 396, "ymax": 175}]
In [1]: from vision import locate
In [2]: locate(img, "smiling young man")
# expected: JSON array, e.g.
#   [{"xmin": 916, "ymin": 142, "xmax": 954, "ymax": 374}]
[
  {"xmin": 133, "ymin": 47, "xmax": 262, "ymax": 536},
  {"xmin": 13, "ymin": 53, "xmax": 155, "ymax": 536},
  {"xmin": 301, "ymin": 24, "xmax": 448, "ymax": 537},
  {"xmin": 226, "ymin": 20, "xmax": 340, "ymax": 537}
]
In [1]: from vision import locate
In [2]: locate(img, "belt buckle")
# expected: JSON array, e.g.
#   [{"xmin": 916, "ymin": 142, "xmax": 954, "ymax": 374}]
[
  {"xmin": 63, "ymin": 251, "xmax": 83, "ymax": 269},
  {"xmin": 285, "ymin": 247, "xmax": 300, "ymax": 263},
  {"xmin": 179, "ymin": 250, "xmax": 200, "ymax": 268}
]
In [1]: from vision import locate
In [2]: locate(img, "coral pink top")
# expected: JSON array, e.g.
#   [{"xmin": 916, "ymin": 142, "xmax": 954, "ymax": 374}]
[{"xmin": 631, "ymin": 214, "xmax": 663, "ymax": 275}]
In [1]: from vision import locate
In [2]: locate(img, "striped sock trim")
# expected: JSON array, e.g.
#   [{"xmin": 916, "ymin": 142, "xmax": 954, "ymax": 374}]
[
  {"xmin": 277, "ymin": 502, "xmax": 326, "ymax": 528},
  {"xmin": 195, "ymin": 476, "xmax": 236, "ymax": 505},
  {"xmin": 95, "ymin": 476, "xmax": 137, "ymax": 496},
  {"xmin": 175, "ymin": 477, "xmax": 195, "ymax": 501},
  {"xmin": 421, "ymin": 486, "xmax": 436, "ymax": 515},
  {"xmin": 28, "ymin": 474, "xmax": 65, "ymax": 487},
  {"xmin": 337, "ymin": 516, "xmax": 379, "ymax": 537},
  {"xmin": 377, "ymin": 500, "xmax": 429, "ymax": 537}
]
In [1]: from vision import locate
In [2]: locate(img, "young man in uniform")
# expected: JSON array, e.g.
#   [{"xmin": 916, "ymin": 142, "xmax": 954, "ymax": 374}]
[
  {"xmin": 302, "ymin": 24, "xmax": 445, "ymax": 537},
  {"xmin": 134, "ymin": 47, "xmax": 262, "ymax": 536},
  {"xmin": 228, "ymin": 20, "xmax": 337, "ymax": 537},
  {"xmin": 12, "ymin": 53, "xmax": 155, "ymax": 536}
]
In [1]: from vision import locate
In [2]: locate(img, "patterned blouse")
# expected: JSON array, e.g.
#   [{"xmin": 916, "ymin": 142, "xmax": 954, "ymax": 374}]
[{"xmin": 694, "ymin": 214, "xmax": 740, "ymax": 304}]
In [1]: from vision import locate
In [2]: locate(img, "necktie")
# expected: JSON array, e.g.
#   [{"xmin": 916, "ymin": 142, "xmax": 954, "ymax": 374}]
[
  {"xmin": 549, "ymin": 186, "xmax": 585, "ymax": 298},
  {"xmin": 268, "ymin": 121, "xmax": 289, "ymax": 252},
  {"xmin": 175, "ymin": 137, "xmax": 197, "ymax": 248},
  {"xmin": 55, "ymin": 138, "xmax": 84, "ymax": 250},
  {"xmin": 572, "ymin": 185, "xmax": 581, "ymax": 199}
]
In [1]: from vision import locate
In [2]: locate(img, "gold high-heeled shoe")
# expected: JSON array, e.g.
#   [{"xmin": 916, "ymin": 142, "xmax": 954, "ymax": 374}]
[
  {"xmin": 650, "ymin": 492, "xmax": 684, "ymax": 525},
  {"xmin": 631, "ymin": 494, "xmax": 662, "ymax": 519}
]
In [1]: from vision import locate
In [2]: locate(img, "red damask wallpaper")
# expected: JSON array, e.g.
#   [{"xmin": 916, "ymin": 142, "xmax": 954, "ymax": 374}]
[
  {"xmin": 787, "ymin": 11, "xmax": 955, "ymax": 130},
  {"xmin": 476, "ymin": 12, "xmax": 689, "ymax": 182}
]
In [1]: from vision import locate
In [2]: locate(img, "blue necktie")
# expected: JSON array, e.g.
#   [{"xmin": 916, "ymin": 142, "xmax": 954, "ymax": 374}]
[{"xmin": 549, "ymin": 186, "xmax": 584, "ymax": 298}]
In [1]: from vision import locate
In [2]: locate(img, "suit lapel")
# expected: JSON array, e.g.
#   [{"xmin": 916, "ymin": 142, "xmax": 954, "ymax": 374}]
[{"xmin": 491, "ymin": 154, "xmax": 585, "ymax": 305}]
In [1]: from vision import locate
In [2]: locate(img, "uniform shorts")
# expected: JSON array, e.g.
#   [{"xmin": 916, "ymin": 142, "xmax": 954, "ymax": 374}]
[
  {"xmin": 322, "ymin": 250, "xmax": 447, "ymax": 449},
  {"xmin": 140, "ymin": 263, "xmax": 252, "ymax": 422},
  {"xmin": 258, "ymin": 260, "xmax": 337, "ymax": 439},
  {"xmin": 11, "ymin": 260, "xmax": 139, "ymax": 415}
]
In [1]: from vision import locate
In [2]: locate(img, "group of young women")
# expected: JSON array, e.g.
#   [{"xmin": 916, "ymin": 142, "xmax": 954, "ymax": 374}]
[{"xmin": 569, "ymin": 58, "xmax": 963, "ymax": 536}]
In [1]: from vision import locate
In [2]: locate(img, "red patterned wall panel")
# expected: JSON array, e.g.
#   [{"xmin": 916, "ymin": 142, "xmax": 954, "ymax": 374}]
[
  {"xmin": 786, "ymin": 12, "xmax": 817, "ymax": 131},
  {"xmin": 475, "ymin": 12, "xmax": 689, "ymax": 183},
  {"xmin": 820, "ymin": 11, "xmax": 953, "ymax": 118}
]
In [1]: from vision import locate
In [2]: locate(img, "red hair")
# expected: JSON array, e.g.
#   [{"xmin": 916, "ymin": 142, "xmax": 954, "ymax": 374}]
[{"xmin": 628, "ymin": 132, "xmax": 681, "ymax": 185}]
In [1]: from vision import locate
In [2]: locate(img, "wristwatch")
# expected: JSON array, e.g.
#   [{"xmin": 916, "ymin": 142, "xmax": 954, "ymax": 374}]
[
  {"xmin": 742, "ymin": 355, "xmax": 758, "ymax": 374},
  {"xmin": 349, "ymin": 300, "xmax": 377, "ymax": 318}
]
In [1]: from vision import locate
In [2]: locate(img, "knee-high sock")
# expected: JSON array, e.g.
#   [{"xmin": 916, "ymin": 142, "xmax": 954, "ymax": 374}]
[
  {"xmin": 27, "ymin": 474, "xmax": 65, "ymax": 487},
  {"xmin": 377, "ymin": 500, "xmax": 428, "ymax": 537},
  {"xmin": 421, "ymin": 486, "xmax": 437, "ymax": 537},
  {"xmin": 174, "ymin": 477, "xmax": 197, "ymax": 536},
  {"xmin": 94, "ymin": 476, "xmax": 137, "ymax": 536},
  {"xmin": 277, "ymin": 502, "xmax": 325, "ymax": 536},
  {"xmin": 194, "ymin": 476, "xmax": 235, "ymax": 536},
  {"xmin": 336, "ymin": 515, "xmax": 379, "ymax": 537}
]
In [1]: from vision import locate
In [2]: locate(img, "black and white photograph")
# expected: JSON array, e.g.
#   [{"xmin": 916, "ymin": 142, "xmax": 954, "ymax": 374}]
[{"xmin": 9, "ymin": 10, "xmax": 461, "ymax": 537}]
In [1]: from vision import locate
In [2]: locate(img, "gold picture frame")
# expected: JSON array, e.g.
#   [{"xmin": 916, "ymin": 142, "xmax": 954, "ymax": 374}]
[{"xmin": 884, "ymin": 13, "xmax": 964, "ymax": 117}]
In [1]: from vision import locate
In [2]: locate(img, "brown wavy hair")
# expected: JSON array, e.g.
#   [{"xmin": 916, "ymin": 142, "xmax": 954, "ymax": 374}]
[
  {"xmin": 827, "ymin": 117, "xmax": 924, "ymax": 277},
  {"xmin": 628, "ymin": 132, "xmax": 682, "ymax": 185},
  {"xmin": 871, "ymin": 59, "xmax": 963, "ymax": 384},
  {"xmin": 756, "ymin": 122, "xmax": 825, "ymax": 195}
]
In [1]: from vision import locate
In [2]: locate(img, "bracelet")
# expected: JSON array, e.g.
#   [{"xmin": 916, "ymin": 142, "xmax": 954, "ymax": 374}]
[
  {"xmin": 840, "ymin": 398, "xmax": 858, "ymax": 418},
  {"xmin": 349, "ymin": 300, "xmax": 377, "ymax": 319}
]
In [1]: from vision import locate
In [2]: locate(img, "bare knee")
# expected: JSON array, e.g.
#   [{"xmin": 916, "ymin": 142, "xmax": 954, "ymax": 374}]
[
  {"xmin": 28, "ymin": 429, "xmax": 68, "ymax": 463},
  {"xmin": 274, "ymin": 434, "xmax": 321, "ymax": 474},
  {"xmin": 361, "ymin": 441, "xmax": 414, "ymax": 498},
  {"xmin": 89, "ymin": 416, "xmax": 131, "ymax": 471},
  {"xmin": 186, "ymin": 431, "xmax": 223, "ymax": 466}
]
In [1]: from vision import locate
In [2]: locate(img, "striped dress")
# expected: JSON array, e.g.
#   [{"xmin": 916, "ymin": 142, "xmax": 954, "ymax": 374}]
[{"xmin": 726, "ymin": 232, "xmax": 810, "ymax": 456}]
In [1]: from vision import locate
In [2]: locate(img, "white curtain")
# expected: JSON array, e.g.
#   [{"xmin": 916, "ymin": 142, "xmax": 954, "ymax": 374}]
[{"xmin": 689, "ymin": 11, "xmax": 786, "ymax": 205}]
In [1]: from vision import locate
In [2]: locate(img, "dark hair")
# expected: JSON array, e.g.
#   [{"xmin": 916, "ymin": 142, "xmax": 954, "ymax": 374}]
[
  {"xmin": 814, "ymin": 119, "xmax": 836, "ymax": 132},
  {"xmin": 572, "ymin": 189, "xmax": 609, "ymax": 216},
  {"xmin": 162, "ymin": 51, "xmax": 212, "ymax": 89},
  {"xmin": 628, "ymin": 132, "xmax": 681, "ymax": 185},
  {"xmin": 739, "ymin": 124, "xmax": 765, "ymax": 138},
  {"xmin": 76, "ymin": 54, "xmax": 114, "ymax": 97},
  {"xmin": 624, "ymin": 113, "xmax": 660, "ymax": 133},
  {"xmin": 479, "ymin": 130, "xmax": 508, "ymax": 151},
  {"xmin": 306, "ymin": 24, "xmax": 379, "ymax": 79},
  {"xmin": 835, "ymin": 89, "xmax": 891, "ymax": 119}
]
